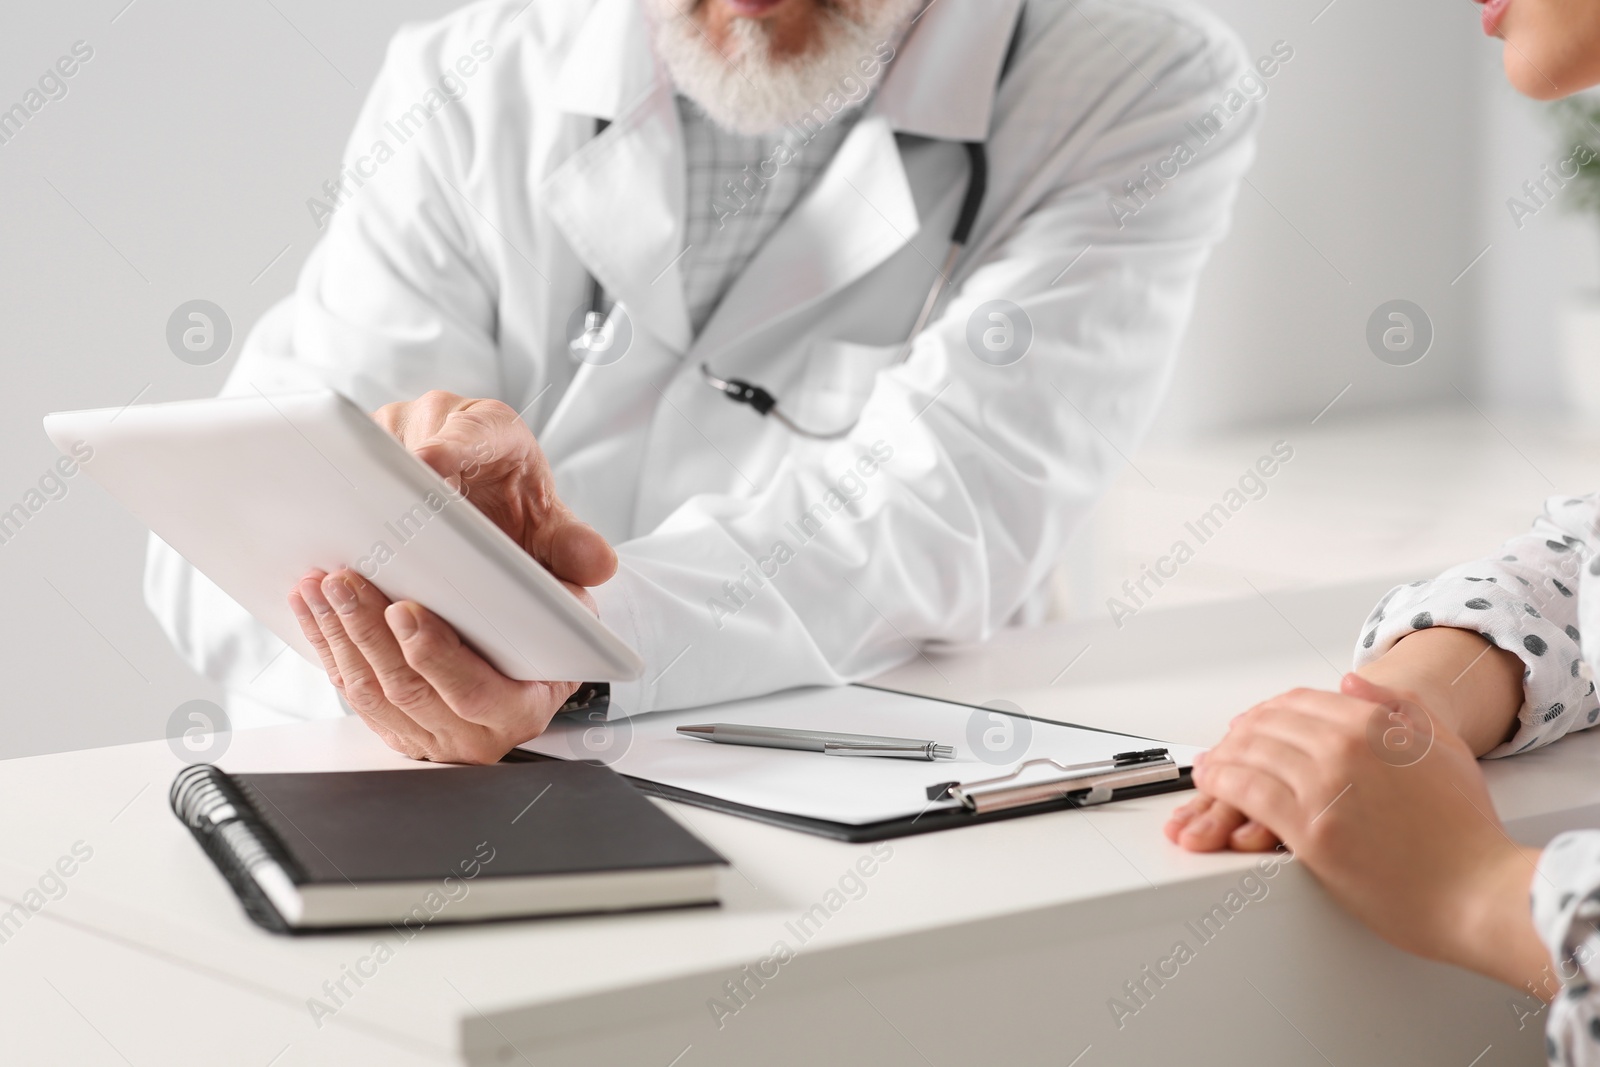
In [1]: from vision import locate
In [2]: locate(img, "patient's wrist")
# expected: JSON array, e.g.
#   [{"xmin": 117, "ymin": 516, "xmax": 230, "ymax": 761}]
[
  {"xmin": 1356, "ymin": 628, "xmax": 1523, "ymax": 756},
  {"xmin": 1448, "ymin": 844, "xmax": 1553, "ymax": 997}
]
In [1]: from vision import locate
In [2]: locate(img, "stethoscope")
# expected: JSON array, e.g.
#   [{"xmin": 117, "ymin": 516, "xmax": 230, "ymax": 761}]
[{"xmin": 568, "ymin": 11, "xmax": 1021, "ymax": 441}]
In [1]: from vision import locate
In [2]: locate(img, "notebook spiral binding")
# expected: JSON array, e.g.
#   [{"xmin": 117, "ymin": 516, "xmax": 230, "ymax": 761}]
[{"xmin": 169, "ymin": 764, "xmax": 298, "ymax": 934}]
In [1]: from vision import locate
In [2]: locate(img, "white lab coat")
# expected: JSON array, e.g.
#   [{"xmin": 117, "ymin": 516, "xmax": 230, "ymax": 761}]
[{"xmin": 146, "ymin": 0, "xmax": 1260, "ymax": 727}]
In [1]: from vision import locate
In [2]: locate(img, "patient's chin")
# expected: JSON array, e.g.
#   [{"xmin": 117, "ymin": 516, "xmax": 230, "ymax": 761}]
[{"xmin": 1501, "ymin": 44, "xmax": 1600, "ymax": 102}]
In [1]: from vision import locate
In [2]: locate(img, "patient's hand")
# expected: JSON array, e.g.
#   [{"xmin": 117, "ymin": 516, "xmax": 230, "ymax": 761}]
[
  {"xmin": 1167, "ymin": 675, "xmax": 1428, "ymax": 853},
  {"xmin": 284, "ymin": 391, "xmax": 620, "ymax": 764},
  {"xmin": 1192, "ymin": 673, "xmax": 1552, "ymax": 994},
  {"xmin": 1165, "ymin": 793, "xmax": 1280, "ymax": 852},
  {"xmin": 1168, "ymin": 626, "xmax": 1525, "ymax": 853}
]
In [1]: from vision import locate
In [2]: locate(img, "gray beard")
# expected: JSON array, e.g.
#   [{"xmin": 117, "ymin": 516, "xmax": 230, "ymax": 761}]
[{"xmin": 646, "ymin": 0, "xmax": 923, "ymax": 136}]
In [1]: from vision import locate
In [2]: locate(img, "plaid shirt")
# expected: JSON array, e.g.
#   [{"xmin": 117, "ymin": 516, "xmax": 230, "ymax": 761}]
[{"xmin": 676, "ymin": 96, "xmax": 861, "ymax": 336}]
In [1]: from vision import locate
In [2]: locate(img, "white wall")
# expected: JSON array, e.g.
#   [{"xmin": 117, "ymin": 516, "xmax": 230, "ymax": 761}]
[
  {"xmin": 1476, "ymin": 69, "xmax": 1600, "ymax": 410},
  {"xmin": 1159, "ymin": 0, "xmax": 1490, "ymax": 437},
  {"xmin": 0, "ymin": 0, "xmax": 460, "ymax": 758}
]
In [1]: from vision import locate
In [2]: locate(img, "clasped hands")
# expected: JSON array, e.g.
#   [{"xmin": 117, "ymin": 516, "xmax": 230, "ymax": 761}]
[
  {"xmin": 1165, "ymin": 630, "xmax": 1552, "ymax": 991},
  {"xmin": 1167, "ymin": 626, "xmax": 1525, "ymax": 856},
  {"xmin": 287, "ymin": 391, "xmax": 616, "ymax": 765}
]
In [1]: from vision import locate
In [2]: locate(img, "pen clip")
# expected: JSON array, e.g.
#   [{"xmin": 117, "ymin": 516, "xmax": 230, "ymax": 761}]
[
  {"xmin": 924, "ymin": 751, "xmax": 1169, "ymax": 803},
  {"xmin": 954, "ymin": 752, "xmax": 1159, "ymax": 792},
  {"xmin": 937, "ymin": 753, "xmax": 1179, "ymax": 813},
  {"xmin": 823, "ymin": 741, "xmax": 950, "ymax": 761}
]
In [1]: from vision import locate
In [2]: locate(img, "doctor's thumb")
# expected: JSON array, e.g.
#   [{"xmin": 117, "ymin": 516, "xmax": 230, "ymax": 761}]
[{"xmin": 545, "ymin": 519, "xmax": 618, "ymax": 589}]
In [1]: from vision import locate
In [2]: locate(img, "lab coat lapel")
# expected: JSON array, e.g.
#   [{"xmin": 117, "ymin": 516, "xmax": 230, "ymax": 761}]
[
  {"xmin": 873, "ymin": 0, "xmax": 1026, "ymax": 141},
  {"xmin": 542, "ymin": 0, "xmax": 694, "ymax": 353},
  {"xmin": 687, "ymin": 0, "xmax": 1024, "ymax": 361},
  {"xmin": 691, "ymin": 114, "xmax": 919, "ymax": 361}
]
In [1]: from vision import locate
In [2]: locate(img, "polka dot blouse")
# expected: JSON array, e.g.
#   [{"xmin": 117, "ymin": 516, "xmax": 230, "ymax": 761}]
[
  {"xmin": 1358, "ymin": 495, "xmax": 1600, "ymax": 1065},
  {"xmin": 1353, "ymin": 494, "xmax": 1600, "ymax": 760},
  {"xmin": 1534, "ymin": 831, "xmax": 1600, "ymax": 1066}
]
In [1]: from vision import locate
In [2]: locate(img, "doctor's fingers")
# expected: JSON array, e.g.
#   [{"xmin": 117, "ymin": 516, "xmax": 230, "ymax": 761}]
[
  {"xmin": 396, "ymin": 398, "xmax": 618, "ymax": 588},
  {"xmin": 409, "ymin": 401, "xmax": 532, "ymax": 485},
  {"xmin": 298, "ymin": 573, "xmax": 435, "ymax": 755},
  {"xmin": 288, "ymin": 579, "xmax": 343, "ymax": 687},
  {"xmin": 383, "ymin": 394, "xmax": 544, "ymax": 501},
  {"xmin": 385, "ymin": 600, "xmax": 576, "ymax": 747},
  {"xmin": 420, "ymin": 410, "xmax": 618, "ymax": 589},
  {"xmin": 289, "ymin": 583, "xmax": 419, "ymax": 755},
  {"xmin": 316, "ymin": 570, "xmax": 526, "ymax": 762},
  {"xmin": 300, "ymin": 572, "xmax": 456, "ymax": 760},
  {"xmin": 373, "ymin": 390, "xmax": 473, "ymax": 446},
  {"xmin": 532, "ymin": 515, "xmax": 617, "ymax": 592},
  {"xmin": 375, "ymin": 393, "xmax": 533, "ymax": 508}
]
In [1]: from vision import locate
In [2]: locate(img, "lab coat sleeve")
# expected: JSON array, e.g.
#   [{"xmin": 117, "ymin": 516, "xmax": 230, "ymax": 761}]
[
  {"xmin": 592, "ymin": 16, "xmax": 1261, "ymax": 716},
  {"xmin": 144, "ymin": 14, "xmax": 513, "ymax": 718},
  {"xmin": 1352, "ymin": 494, "xmax": 1600, "ymax": 758}
]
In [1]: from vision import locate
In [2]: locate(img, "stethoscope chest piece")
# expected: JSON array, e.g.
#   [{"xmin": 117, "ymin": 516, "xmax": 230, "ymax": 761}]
[{"xmin": 565, "ymin": 300, "xmax": 633, "ymax": 367}]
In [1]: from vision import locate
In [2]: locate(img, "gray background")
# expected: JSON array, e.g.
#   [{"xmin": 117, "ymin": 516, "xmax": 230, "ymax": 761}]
[
  {"xmin": 0, "ymin": 0, "xmax": 461, "ymax": 758},
  {"xmin": 0, "ymin": 0, "xmax": 1573, "ymax": 758}
]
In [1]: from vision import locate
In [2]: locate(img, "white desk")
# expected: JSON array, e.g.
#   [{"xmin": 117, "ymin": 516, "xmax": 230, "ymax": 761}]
[{"xmin": 0, "ymin": 577, "xmax": 1585, "ymax": 1066}]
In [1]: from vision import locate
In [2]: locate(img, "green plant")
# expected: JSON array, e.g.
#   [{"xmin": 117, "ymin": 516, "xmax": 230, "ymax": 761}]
[{"xmin": 1550, "ymin": 98, "xmax": 1600, "ymax": 217}]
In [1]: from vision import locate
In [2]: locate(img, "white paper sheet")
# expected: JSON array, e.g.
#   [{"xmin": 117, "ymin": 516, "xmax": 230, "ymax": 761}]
[{"xmin": 519, "ymin": 687, "xmax": 1202, "ymax": 826}]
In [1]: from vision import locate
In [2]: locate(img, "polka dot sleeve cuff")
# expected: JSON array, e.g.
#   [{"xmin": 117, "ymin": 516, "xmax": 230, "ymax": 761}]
[
  {"xmin": 1352, "ymin": 505, "xmax": 1599, "ymax": 759},
  {"xmin": 1534, "ymin": 832, "xmax": 1600, "ymax": 1067}
]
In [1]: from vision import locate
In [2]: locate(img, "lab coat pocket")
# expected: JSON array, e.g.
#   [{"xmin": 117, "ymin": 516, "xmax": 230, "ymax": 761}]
[{"xmin": 788, "ymin": 339, "xmax": 903, "ymax": 437}]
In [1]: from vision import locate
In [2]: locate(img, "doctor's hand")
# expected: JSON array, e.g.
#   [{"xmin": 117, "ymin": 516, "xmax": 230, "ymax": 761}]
[
  {"xmin": 371, "ymin": 390, "xmax": 616, "ymax": 586},
  {"xmin": 288, "ymin": 568, "xmax": 592, "ymax": 764},
  {"xmin": 284, "ymin": 390, "xmax": 619, "ymax": 764}
]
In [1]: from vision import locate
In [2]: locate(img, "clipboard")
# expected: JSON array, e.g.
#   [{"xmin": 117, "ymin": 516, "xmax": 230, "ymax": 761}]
[
  {"xmin": 616, "ymin": 763, "xmax": 1190, "ymax": 843},
  {"xmin": 511, "ymin": 686, "xmax": 1198, "ymax": 842}
]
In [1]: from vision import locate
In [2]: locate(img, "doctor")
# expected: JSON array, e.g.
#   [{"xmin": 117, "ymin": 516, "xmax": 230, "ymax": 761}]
[{"xmin": 148, "ymin": 0, "xmax": 1260, "ymax": 762}]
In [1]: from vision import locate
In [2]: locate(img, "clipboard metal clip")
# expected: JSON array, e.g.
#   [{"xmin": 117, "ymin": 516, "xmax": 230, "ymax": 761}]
[{"xmin": 929, "ymin": 749, "xmax": 1179, "ymax": 815}]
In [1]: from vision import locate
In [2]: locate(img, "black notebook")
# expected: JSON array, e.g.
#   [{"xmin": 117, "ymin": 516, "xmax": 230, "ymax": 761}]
[{"xmin": 170, "ymin": 761, "xmax": 726, "ymax": 934}]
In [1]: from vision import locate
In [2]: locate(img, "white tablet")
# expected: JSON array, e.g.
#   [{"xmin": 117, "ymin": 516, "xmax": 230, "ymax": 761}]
[{"xmin": 44, "ymin": 390, "xmax": 643, "ymax": 684}]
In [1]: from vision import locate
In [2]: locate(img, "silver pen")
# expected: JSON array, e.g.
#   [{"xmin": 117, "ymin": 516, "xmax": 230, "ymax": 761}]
[{"xmin": 676, "ymin": 723, "xmax": 956, "ymax": 761}]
